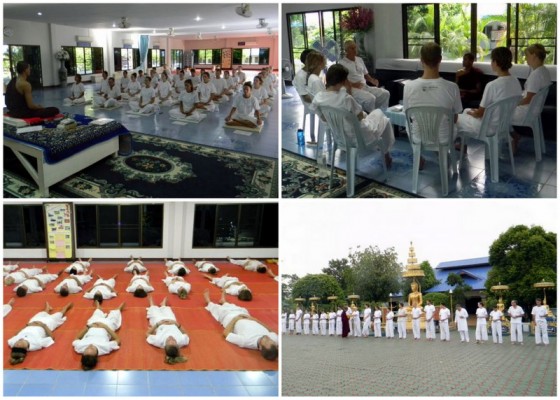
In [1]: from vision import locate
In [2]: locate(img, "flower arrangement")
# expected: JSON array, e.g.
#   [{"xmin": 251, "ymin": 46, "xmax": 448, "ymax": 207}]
[
  {"xmin": 54, "ymin": 48, "xmax": 70, "ymax": 61},
  {"xmin": 341, "ymin": 7, "xmax": 374, "ymax": 33}
]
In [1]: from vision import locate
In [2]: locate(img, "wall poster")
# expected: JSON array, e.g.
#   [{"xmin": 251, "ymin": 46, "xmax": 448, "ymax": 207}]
[{"xmin": 44, "ymin": 203, "xmax": 75, "ymax": 260}]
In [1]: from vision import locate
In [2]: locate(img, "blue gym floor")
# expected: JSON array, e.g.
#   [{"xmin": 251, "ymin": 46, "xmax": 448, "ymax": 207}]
[{"xmin": 4, "ymin": 370, "xmax": 278, "ymax": 397}]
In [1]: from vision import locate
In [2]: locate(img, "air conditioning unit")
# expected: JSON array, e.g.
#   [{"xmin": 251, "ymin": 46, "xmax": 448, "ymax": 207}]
[{"xmin": 76, "ymin": 36, "xmax": 93, "ymax": 43}]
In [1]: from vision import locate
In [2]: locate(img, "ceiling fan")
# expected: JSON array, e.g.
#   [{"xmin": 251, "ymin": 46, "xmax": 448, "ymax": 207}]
[
  {"xmin": 167, "ymin": 27, "xmax": 175, "ymax": 36},
  {"xmin": 118, "ymin": 17, "xmax": 131, "ymax": 29},
  {"xmin": 256, "ymin": 18, "xmax": 268, "ymax": 29},
  {"xmin": 235, "ymin": 4, "xmax": 252, "ymax": 18}
]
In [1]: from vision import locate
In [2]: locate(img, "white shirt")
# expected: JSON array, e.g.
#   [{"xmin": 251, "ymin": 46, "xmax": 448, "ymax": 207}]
[
  {"xmin": 531, "ymin": 305, "xmax": 548, "ymax": 322},
  {"xmin": 455, "ymin": 309, "xmax": 469, "ymax": 330},
  {"xmin": 72, "ymin": 327, "xmax": 119, "ymax": 356},
  {"xmin": 476, "ymin": 307, "xmax": 488, "ymax": 324},
  {"xmin": 162, "ymin": 277, "xmax": 191, "ymax": 294},
  {"xmin": 439, "ymin": 307, "xmax": 451, "ymax": 322},
  {"xmin": 339, "ymin": 56, "xmax": 369, "ymax": 85},
  {"xmin": 478, "ymin": 75, "xmax": 522, "ymax": 132},
  {"xmin": 293, "ymin": 68, "xmax": 309, "ymax": 97},
  {"xmin": 138, "ymin": 86, "xmax": 155, "ymax": 105},
  {"xmin": 397, "ymin": 308, "xmax": 407, "ymax": 320},
  {"xmin": 363, "ymin": 308, "xmax": 372, "ymax": 321},
  {"xmin": 226, "ymin": 320, "xmax": 278, "ymax": 350},
  {"xmin": 69, "ymin": 82, "xmax": 85, "ymax": 98},
  {"xmin": 252, "ymin": 86, "xmax": 269, "ymax": 103},
  {"xmin": 127, "ymin": 80, "xmax": 141, "ymax": 95},
  {"xmin": 213, "ymin": 78, "xmax": 228, "ymax": 94},
  {"xmin": 179, "ymin": 91, "xmax": 199, "ymax": 111},
  {"xmin": 307, "ymin": 74, "xmax": 326, "ymax": 97},
  {"xmin": 490, "ymin": 310, "xmax": 503, "ymax": 322},
  {"xmin": 65, "ymin": 261, "xmax": 90, "ymax": 273},
  {"xmin": 157, "ymin": 80, "xmax": 173, "ymax": 98},
  {"xmin": 197, "ymin": 81, "xmax": 217, "ymax": 103},
  {"xmin": 211, "ymin": 276, "xmax": 248, "ymax": 296},
  {"xmin": 524, "ymin": 65, "xmax": 551, "ymax": 95},
  {"xmin": 424, "ymin": 304, "xmax": 436, "ymax": 321},
  {"xmin": 195, "ymin": 261, "xmax": 220, "ymax": 273},
  {"xmin": 508, "ymin": 305, "xmax": 524, "ymax": 323},
  {"xmin": 6, "ymin": 268, "xmax": 43, "ymax": 284},
  {"xmin": 8, "ymin": 311, "xmax": 66, "ymax": 350},
  {"xmin": 120, "ymin": 77, "xmax": 130, "ymax": 90},
  {"xmin": 403, "ymin": 77, "xmax": 462, "ymax": 143},
  {"xmin": 386, "ymin": 311, "xmax": 394, "ymax": 320},
  {"xmin": 232, "ymin": 95, "xmax": 260, "ymax": 116},
  {"xmin": 166, "ymin": 260, "xmax": 190, "ymax": 275},
  {"xmin": 83, "ymin": 278, "xmax": 117, "ymax": 300},
  {"xmin": 126, "ymin": 275, "xmax": 154, "ymax": 293},
  {"xmin": 373, "ymin": 310, "xmax": 382, "ymax": 322},
  {"xmin": 99, "ymin": 78, "xmax": 110, "ymax": 94},
  {"xmin": 54, "ymin": 275, "xmax": 91, "ymax": 294},
  {"xmin": 147, "ymin": 325, "xmax": 190, "ymax": 348},
  {"xmin": 105, "ymin": 85, "xmax": 121, "ymax": 99}
]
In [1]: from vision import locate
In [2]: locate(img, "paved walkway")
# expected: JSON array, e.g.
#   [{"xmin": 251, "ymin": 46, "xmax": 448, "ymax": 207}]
[{"xmin": 282, "ymin": 331, "xmax": 556, "ymax": 396}]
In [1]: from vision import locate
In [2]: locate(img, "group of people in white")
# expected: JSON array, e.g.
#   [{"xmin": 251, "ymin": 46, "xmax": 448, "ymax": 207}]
[
  {"xmin": 62, "ymin": 64, "xmax": 277, "ymax": 128},
  {"xmin": 283, "ymin": 299, "xmax": 550, "ymax": 346},
  {"xmin": 4, "ymin": 256, "xmax": 279, "ymax": 369},
  {"xmin": 294, "ymin": 40, "xmax": 550, "ymax": 175}
]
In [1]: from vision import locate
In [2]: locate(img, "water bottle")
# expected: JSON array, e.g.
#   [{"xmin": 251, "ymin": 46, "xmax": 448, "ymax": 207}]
[{"xmin": 297, "ymin": 129, "xmax": 305, "ymax": 146}]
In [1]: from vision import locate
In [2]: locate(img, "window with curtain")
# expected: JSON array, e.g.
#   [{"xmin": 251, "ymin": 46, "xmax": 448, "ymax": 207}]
[
  {"xmin": 287, "ymin": 8, "xmax": 354, "ymax": 71},
  {"xmin": 192, "ymin": 204, "xmax": 278, "ymax": 248},
  {"xmin": 63, "ymin": 46, "xmax": 104, "ymax": 75},
  {"xmin": 3, "ymin": 205, "xmax": 46, "ymax": 248},
  {"xmin": 75, "ymin": 204, "xmax": 163, "ymax": 248},
  {"xmin": 403, "ymin": 3, "xmax": 557, "ymax": 64}
]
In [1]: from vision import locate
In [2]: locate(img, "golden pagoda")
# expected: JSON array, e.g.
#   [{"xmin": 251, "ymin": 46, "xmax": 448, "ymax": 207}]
[
  {"xmin": 403, "ymin": 242, "xmax": 425, "ymax": 329},
  {"xmin": 403, "ymin": 241, "xmax": 425, "ymax": 281}
]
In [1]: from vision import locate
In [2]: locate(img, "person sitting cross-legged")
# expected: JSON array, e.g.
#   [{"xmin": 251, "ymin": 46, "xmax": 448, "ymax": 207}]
[
  {"xmin": 203, "ymin": 289, "xmax": 278, "ymax": 361},
  {"xmin": 73, "ymin": 301, "xmax": 125, "ymax": 370},
  {"xmin": 8, "ymin": 301, "xmax": 73, "ymax": 365},
  {"xmin": 146, "ymin": 295, "xmax": 189, "ymax": 364}
]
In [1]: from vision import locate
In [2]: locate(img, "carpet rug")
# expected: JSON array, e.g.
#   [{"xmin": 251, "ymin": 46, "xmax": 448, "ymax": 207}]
[
  {"xmin": 3, "ymin": 260, "xmax": 278, "ymax": 371},
  {"xmin": 4, "ymin": 133, "xmax": 278, "ymax": 198},
  {"xmin": 282, "ymin": 151, "xmax": 419, "ymax": 198}
]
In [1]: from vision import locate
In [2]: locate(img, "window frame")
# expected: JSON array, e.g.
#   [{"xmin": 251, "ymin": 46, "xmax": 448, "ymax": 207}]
[
  {"xmin": 3, "ymin": 205, "xmax": 46, "ymax": 249},
  {"xmin": 63, "ymin": 45, "xmax": 104, "ymax": 76},
  {"xmin": 114, "ymin": 47, "xmax": 138, "ymax": 71}
]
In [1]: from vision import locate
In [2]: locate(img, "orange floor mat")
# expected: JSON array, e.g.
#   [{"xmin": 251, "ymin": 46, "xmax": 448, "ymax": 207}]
[{"xmin": 3, "ymin": 260, "xmax": 278, "ymax": 371}]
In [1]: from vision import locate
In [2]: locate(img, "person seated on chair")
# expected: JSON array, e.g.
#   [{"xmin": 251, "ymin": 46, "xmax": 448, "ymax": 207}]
[
  {"xmin": 193, "ymin": 259, "xmax": 220, "ymax": 274},
  {"xmin": 54, "ymin": 272, "xmax": 93, "ymax": 296},
  {"xmin": 202, "ymin": 273, "xmax": 253, "ymax": 301},
  {"xmin": 145, "ymin": 295, "xmax": 189, "ymax": 364},
  {"xmin": 456, "ymin": 52, "xmax": 483, "ymax": 109},
  {"xmin": 129, "ymin": 76, "xmax": 157, "ymax": 114},
  {"xmin": 165, "ymin": 258, "xmax": 190, "ymax": 276},
  {"xmin": 5, "ymin": 61, "xmax": 60, "ymax": 118},
  {"xmin": 339, "ymin": 40, "xmax": 390, "ymax": 112},
  {"xmin": 73, "ymin": 301, "xmax": 125, "ymax": 370},
  {"xmin": 510, "ymin": 44, "xmax": 552, "ymax": 153},
  {"xmin": 65, "ymin": 258, "xmax": 92, "ymax": 275},
  {"xmin": 225, "ymin": 82, "xmax": 262, "ymax": 128},
  {"xmin": 14, "ymin": 271, "xmax": 62, "ymax": 297},
  {"xmin": 94, "ymin": 77, "xmax": 121, "ymax": 108},
  {"xmin": 162, "ymin": 271, "xmax": 191, "ymax": 299},
  {"xmin": 293, "ymin": 49, "xmax": 318, "ymax": 105},
  {"xmin": 8, "ymin": 302, "xmax": 73, "ymax": 365},
  {"xmin": 124, "ymin": 255, "xmax": 147, "ymax": 273},
  {"xmin": 403, "ymin": 42, "xmax": 462, "ymax": 167},
  {"xmin": 457, "ymin": 47, "xmax": 522, "ymax": 141},
  {"xmin": 83, "ymin": 274, "xmax": 118, "ymax": 304},
  {"xmin": 125, "ymin": 270, "xmax": 154, "ymax": 298},
  {"xmin": 5, "ymin": 266, "xmax": 46, "ymax": 286},
  {"xmin": 311, "ymin": 64, "xmax": 394, "ymax": 168},
  {"xmin": 63, "ymin": 74, "xmax": 86, "ymax": 106},
  {"xmin": 203, "ymin": 289, "xmax": 278, "ymax": 360}
]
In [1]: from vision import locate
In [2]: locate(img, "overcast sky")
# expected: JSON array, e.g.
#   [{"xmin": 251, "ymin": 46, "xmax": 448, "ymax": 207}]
[{"xmin": 280, "ymin": 200, "xmax": 557, "ymax": 277}]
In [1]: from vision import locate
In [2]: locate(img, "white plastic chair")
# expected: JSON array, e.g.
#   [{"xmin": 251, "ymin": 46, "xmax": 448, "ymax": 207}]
[
  {"xmin": 405, "ymin": 106, "xmax": 456, "ymax": 197},
  {"xmin": 300, "ymin": 95, "xmax": 316, "ymax": 143},
  {"xmin": 516, "ymin": 84, "xmax": 551, "ymax": 162},
  {"xmin": 458, "ymin": 95, "xmax": 522, "ymax": 183},
  {"xmin": 317, "ymin": 105, "xmax": 388, "ymax": 197}
]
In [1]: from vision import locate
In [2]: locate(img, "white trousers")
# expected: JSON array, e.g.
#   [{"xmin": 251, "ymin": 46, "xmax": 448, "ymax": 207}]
[
  {"xmin": 303, "ymin": 320, "xmax": 310, "ymax": 335},
  {"xmin": 363, "ymin": 85, "xmax": 390, "ymax": 110},
  {"xmin": 312, "ymin": 321, "xmax": 319, "ymax": 335},
  {"xmin": 129, "ymin": 101, "xmax": 157, "ymax": 114},
  {"xmin": 425, "ymin": 319, "xmax": 435, "ymax": 339},
  {"xmin": 475, "ymin": 321, "xmax": 488, "ymax": 341},
  {"xmin": 398, "ymin": 320, "xmax": 407, "ymax": 338},
  {"xmin": 385, "ymin": 320, "xmax": 394, "ymax": 338},
  {"xmin": 440, "ymin": 321, "xmax": 450, "ymax": 341},
  {"xmin": 535, "ymin": 320, "xmax": 549, "ymax": 345},
  {"xmin": 87, "ymin": 309, "xmax": 122, "ymax": 331},
  {"xmin": 361, "ymin": 318, "xmax": 371, "ymax": 336},
  {"xmin": 510, "ymin": 323, "xmax": 523, "ymax": 343},
  {"xmin": 63, "ymin": 97, "xmax": 86, "ymax": 106},
  {"xmin": 374, "ymin": 321, "xmax": 382, "ymax": 337},
  {"xmin": 147, "ymin": 305, "xmax": 177, "ymax": 327},
  {"xmin": 491, "ymin": 321, "xmax": 502, "ymax": 343},
  {"xmin": 320, "ymin": 321, "xmax": 327, "ymax": 335},
  {"xmin": 459, "ymin": 329, "xmax": 470, "ymax": 342},
  {"xmin": 412, "ymin": 319, "xmax": 421, "ymax": 339}
]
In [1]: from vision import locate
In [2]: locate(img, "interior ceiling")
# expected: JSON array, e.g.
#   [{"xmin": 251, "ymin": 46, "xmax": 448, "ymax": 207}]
[{"xmin": 3, "ymin": 3, "xmax": 278, "ymax": 39}]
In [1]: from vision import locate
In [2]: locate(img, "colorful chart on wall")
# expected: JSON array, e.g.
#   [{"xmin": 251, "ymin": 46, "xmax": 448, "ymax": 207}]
[
  {"xmin": 44, "ymin": 202, "xmax": 75, "ymax": 260},
  {"xmin": 222, "ymin": 48, "xmax": 232, "ymax": 69}
]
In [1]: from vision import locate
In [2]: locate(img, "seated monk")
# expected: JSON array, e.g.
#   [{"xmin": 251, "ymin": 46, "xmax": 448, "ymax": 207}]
[{"xmin": 5, "ymin": 61, "xmax": 60, "ymax": 119}]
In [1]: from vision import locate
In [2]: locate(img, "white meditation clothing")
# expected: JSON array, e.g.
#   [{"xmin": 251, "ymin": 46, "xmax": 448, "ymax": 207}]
[
  {"xmin": 14, "ymin": 274, "xmax": 58, "ymax": 294},
  {"xmin": 288, "ymin": 313, "xmax": 295, "ymax": 331},
  {"xmin": 373, "ymin": 309, "xmax": 382, "ymax": 337},
  {"xmin": 231, "ymin": 95, "xmax": 260, "ymax": 124},
  {"xmin": 162, "ymin": 276, "xmax": 191, "ymax": 295},
  {"xmin": 146, "ymin": 306, "xmax": 189, "ymax": 348},
  {"xmin": 63, "ymin": 82, "xmax": 86, "ymax": 105},
  {"xmin": 397, "ymin": 308, "xmax": 407, "ymax": 339},
  {"xmin": 312, "ymin": 314, "xmax": 319, "ymax": 335},
  {"xmin": 124, "ymin": 260, "xmax": 147, "ymax": 273},
  {"xmin": 295, "ymin": 309, "xmax": 303, "ymax": 334},
  {"xmin": 126, "ymin": 275, "xmax": 154, "ymax": 293},
  {"xmin": 439, "ymin": 307, "xmax": 451, "ymax": 341},
  {"xmin": 195, "ymin": 261, "xmax": 220, "ymax": 274},
  {"xmin": 166, "ymin": 260, "xmax": 190, "ymax": 275},
  {"xmin": 336, "ymin": 310, "xmax": 343, "ymax": 336},
  {"xmin": 281, "ymin": 313, "xmax": 287, "ymax": 334},
  {"xmin": 129, "ymin": 87, "xmax": 157, "ymax": 113},
  {"xmin": 531, "ymin": 305, "xmax": 549, "ymax": 345},
  {"xmin": 8, "ymin": 311, "xmax": 66, "ymax": 350},
  {"xmin": 83, "ymin": 278, "xmax": 117, "ymax": 300},
  {"xmin": 339, "ymin": 56, "xmax": 390, "ymax": 110},
  {"xmin": 72, "ymin": 309, "xmax": 122, "ymax": 355},
  {"xmin": 386, "ymin": 311, "xmax": 395, "ymax": 338},
  {"xmin": 362, "ymin": 307, "xmax": 372, "ymax": 336},
  {"xmin": 303, "ymin": 312, "xmax": 311, "ymax": 335},
  {"xmin": 210, "ymin": 276, "xmax": 249, "ymax": 296},
  {"xmin": 424, "ymin": 304, "xmax": 436, "ymax": 339},
  {"xmin": 475, "ymin": 307, "xmax": 489, "ymax": 341},
  {"xmin": 229, "ymin": 258, "xmax": 266, "ymax": 272},
  {"xmin": 455, "ymin": 309, "xmax": 470, "ymax": 342},
  {"xmin": 293, "ymin": 68, "xmax": 310, "ymax": 97},
  {"xmin": 307, "ymin": 74, "xmax": 325, "ymax": 97},
  {"xmin": 198, "ymin": 81, "xmax": 217, "ymax": 103},
  {"xmin": 65, "ymin": 261, "xmax": 90, "ymax": 273},
  {"xmin": 508, "ymin": 305, "xmax": 524, "ymax": 343},
  {"xmin": 6, "ymin": 268, "xmax": 43, "ymax": 284},
  {"xmin": 512, "ymin": 65, "xmax": 551, "ymax": 124},
  {"xmin": 54, "ymin": 275, "xmax": 92, "ymax": 294},
  {"xmin": 328, "ymin": 311, "xmax": 336, "ymax": 335},
  {"xmin": 490, "ymin": 310, "xmax": 503, "ymax": 343},
  {"xmin": 320, "ymin": 312, "xmax": 327, "ymax": 335},
  {"xmin": 411, "ymin": 307, "xmax": 422, "ymax": 339}
]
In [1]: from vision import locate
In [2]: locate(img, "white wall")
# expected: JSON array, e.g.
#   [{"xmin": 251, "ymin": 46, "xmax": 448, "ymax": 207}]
[{"xmin": 3, "ymin": 202, "xmax": 278, "ymax": 260}]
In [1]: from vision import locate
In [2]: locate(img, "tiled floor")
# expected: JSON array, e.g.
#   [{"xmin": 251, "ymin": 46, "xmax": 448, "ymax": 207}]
[
  {"xmin": 3, "ymin": 370, "xmax": 278, "ymax": 397},
  {"xmin": 282, "ymin": 86, "xmax": 557, "ymax": 198},
  {"xmin": 14, "ymin": 72, "xmax": 278, "ymax": 160}
]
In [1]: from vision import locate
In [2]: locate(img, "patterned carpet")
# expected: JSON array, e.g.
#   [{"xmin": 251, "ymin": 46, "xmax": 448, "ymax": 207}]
[
  {"xmin": 282, "ymin": 151, "xmax": 419, "ymax": 198},
  {"xmin": 4, "ymin": 133, "xmax": 278, "ymax": 198}
]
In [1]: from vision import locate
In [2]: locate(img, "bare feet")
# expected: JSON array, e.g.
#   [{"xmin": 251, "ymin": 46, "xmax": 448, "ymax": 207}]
[
  {"xmin": 219, "ymin": 290, "xmax": 226, "ymax": 305},
  {"xmin": 8, "ymin": 298, "xmax": 15, "ymax": 306},
  {"xmin": 160, "ymin": 297, "xmax": 168, "ymax": 307},
  {"xmin": 62, "ymin": 302, "xmax": 74, "ymax": 315},
  {"xmin": 117, "ymin": 302, "xmax": 126, "ymax": 312},
  {"xmin": 87, "ymin": 258, "xmax": 92, "ymax": 262},
  {"xmin": 45, "ymin": 302, "xmax": 53, "ymax": 313},
  {"xmin": 203, "ymin": 289, "xmax": 211, "ymax": 305},
  {"xmin": 94, "ymin": 300, "xmax": 101, "ymax": 310}
]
